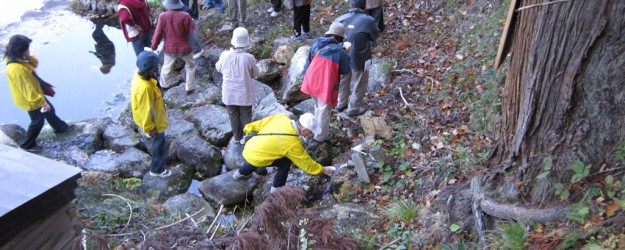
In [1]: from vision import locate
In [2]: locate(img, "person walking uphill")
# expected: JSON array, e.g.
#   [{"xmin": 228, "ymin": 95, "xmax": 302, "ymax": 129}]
[
  {"xmin": 131, "ymin": 51, "xmax": 171, "ymax": 178},
  {"xmin": 290, "ymin": 0, "xmax": 313, "ymax": 42},
  {"xmin": 219, "ymin": 0, "xmax": 248, "ymax": 32},
  {"xmin": 117, "ymin": 0, "xmax": 154, "ymax": 56},
  {"xmin": 151, "ymin": 0, "xmax": 197, "ymax": 95},
  {"xmin": 5, "ymin": 35, "xmax": 74, "ymax": 153},
  {"xmin": 216, "ymin": 27, "xmax": 259, "ymax": 144},
  {"xmin": 232, "ymin": 113, "xmax": 336, "ymax": 193},
  {"xmin": 334, "ymin": 0, "xmax": 379, "ymax": 117},
  {"xmin": 300, "ymin": 22, "xmax": 350, "ymax": 142}
]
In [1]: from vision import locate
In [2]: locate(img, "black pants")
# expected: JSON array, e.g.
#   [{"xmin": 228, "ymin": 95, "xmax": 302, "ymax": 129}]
[
  {"xmin": 226, "ymin": 105, "xmax": 252, "ymax": 141},
  {"xmin": 271, "ymin": 0, "xmax": 281, "ymax": 11},
  {"xmin": 149, "ymin": 132, "xmax": 168, "ymax": 174},
  {"xmin": 367, "ymin": 6, "xmax": 384, "ymax": 32},
  {"xmin": 293, "ymin": 3, "xmax": 311, "ymax": 36},
  {"xmin": 21, "ymin": 100, "xmax": 69, "ymax": 149},
  {"xmin": 239, "ymin": 157, "xmax": 292, "ymax": 188}
]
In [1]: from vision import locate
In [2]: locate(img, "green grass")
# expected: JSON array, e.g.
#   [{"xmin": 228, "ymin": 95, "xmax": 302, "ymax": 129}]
[{"xmin": 385, "ymin": 199, "xmax": 420, "ymax": 223}]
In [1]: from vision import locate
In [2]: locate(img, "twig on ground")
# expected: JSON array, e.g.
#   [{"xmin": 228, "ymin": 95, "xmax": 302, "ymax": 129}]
[
  {"xmin": 206, "ymin": 204, "xmax": 224, "ymax": 234},
  {"xmin": 391, "ymin": 68, "xmax": 416, "ymax": 75},
  {"xmin": 102, "ymin": 193, "xmax": 133, "ymax": 235},
  {"xmin": 138, "ymin": 230, "xmax": 146, "ymax": 248},
  {"xmin": 396, "ymin": 87, "xmax": 410, "ymax": 107},
  {"xmin": 236, "ymin": 215, "xmax": 254, "ymax": 235},
  {"xmin": 209, "ymin": 219, "xmax": 222, "ymax": 240},
  {"xmin": 379, "ymin": 237, "xmax": 402, "ymax": 250},
  {"xmin": 154, "ymin": 207, "xmax": 206, "ymax": 230}
]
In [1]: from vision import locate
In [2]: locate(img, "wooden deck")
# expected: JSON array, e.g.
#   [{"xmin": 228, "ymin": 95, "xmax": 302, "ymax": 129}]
[{"xmin": 0, "ymin": 144, "xmax": 82, "ymax": 248}]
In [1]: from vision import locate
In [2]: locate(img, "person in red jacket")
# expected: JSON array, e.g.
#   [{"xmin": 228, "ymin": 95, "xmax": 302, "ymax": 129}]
[
  {"xmin": 151, "ymin": 0, "xmax": 197, "ymax": 95},
  {"xmin": 117, "ymin": 0, "xmax": 154, "ymax": 56},
  {"xmin": 300, "ymin": 22, "xmax": 351, "ymax": 142}
]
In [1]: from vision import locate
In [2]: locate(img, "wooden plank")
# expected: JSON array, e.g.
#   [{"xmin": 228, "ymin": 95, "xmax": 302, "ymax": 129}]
[
  {"xmin": 351, "ymin": 153, "xmax": 370, "ymax": 183},
  {"xmin": 494, "ymin": 0, "xmax": 520, "ymax": 70}
]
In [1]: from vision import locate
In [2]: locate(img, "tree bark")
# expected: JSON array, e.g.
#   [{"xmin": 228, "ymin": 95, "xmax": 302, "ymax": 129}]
[{"xmin": 489, "ymin": 0, "xmax": 625, "ymax": 203}]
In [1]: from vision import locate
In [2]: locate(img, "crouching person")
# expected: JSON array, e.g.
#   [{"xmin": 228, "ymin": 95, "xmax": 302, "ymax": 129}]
[
  {"xmin": 131, "ymin": 51, "xmax": 171, "ymax": 178},
  {"xmin": 232, "ymin": 113, "xmax": 336, "ymax": 192}
]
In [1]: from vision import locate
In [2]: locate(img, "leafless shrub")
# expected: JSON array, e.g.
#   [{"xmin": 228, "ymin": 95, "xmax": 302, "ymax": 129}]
[{"xmin": 228, "ymin": 231, "xmax": 270, "ymax": 250}]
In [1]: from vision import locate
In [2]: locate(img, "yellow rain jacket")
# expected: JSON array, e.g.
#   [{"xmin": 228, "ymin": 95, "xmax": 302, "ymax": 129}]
[
  {"xmin": 6, "ymin": 57, "xmax": 46, "ymax": 111},
  {"xmin": 130, "ymin": 72, "xmax": 168, "ymax": 133},
  {"xmin": 242, "ymin": 114, "xmax": 323, "ymax": 175}
]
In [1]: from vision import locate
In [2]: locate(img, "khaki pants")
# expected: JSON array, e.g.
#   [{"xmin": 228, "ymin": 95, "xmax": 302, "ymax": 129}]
[
  {"xmin": 226, "ymin": 0, "xmax": 247, "ymax": 24},
  {"xmin": 312, "ymin": 97, "xmax": 332, "ymax": 142},
  {"xmin": 337, "ymin": 66, "xmax": 369, "ymax": 111},
  {"xmin": 160, "ymin": 53, "xmax": 196, "ymax": 91}
]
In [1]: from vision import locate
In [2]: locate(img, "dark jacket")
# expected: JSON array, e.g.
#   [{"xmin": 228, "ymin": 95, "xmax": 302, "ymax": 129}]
[
  {"xmin": 335, "ymin": 8, "xmax": 379, "ymax": 70},
  {"xmin": 117, "ymin": 0, "xmax": 153, "ymax": 42},
  {"xmin": 300, "ymin": 37, "xmax": 350, "ymax": 106}
]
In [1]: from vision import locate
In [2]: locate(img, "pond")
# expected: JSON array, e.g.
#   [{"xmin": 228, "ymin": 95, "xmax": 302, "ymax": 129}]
[{"xmin": 0, "ymin": 3, "xmax": 136, "ymax": 128}]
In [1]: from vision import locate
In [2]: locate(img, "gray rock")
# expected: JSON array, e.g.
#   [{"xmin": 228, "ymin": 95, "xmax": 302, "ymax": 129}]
[
  {"xmin": 273, "ymin": 44, "xmax": 295, "ymax": 65},
  {"xmin": 174, "ymin": 134, "xmax": 223, "ymax": 178},
  {"xmin": 368, "ymin": 58, "xmax": 391, "ymax": 94},
  {"xmin": 253, "ymin": 93, "xmax": 294, "ymax": 121},
  {"xmin": 164, "ymin": 193, "xmax": 216, "ymax": 221},
  {"xmin": 256, "ymin": 59, "xmax": 282, "ymax": 84},
  {"xmin": 198, "ymin": 169, "xmax": 259, "ymax": 206},
  {"xmin": 292, "ymin": 99, "xmax": 314, "ymax": 115},
  {"xmin": 103, "ymin": 123, "xmax": 140, "ymax": 152},
  {"xmin": 0, "ymin": 124, "xmax": 25, "ymax": 147},
  {"xmin": 142, "ymin": 163, "xmax": 195, "ymax": 200},
  {"xmin": 165, "ymin": 109, "xmax": 196, "ymax": 142},
  {"xmin": 252, "ymin": 168, "xmax": 326, "ymax": 204},
  {"xmin": 163, "ymin": 83, "xmax": 221, "ymax": 109},
  {"xmin": 223, "ymin": 138, "xmax": 245, "ymax": 171},
  {"xmin": 82, "ymin": 148, "xmax": 151, "ymax": 178},
  {"xmin": 279, "ymin": 46, "xmax": 310, "ymax": 104},
  {"xmin": 189, "ymin": 105, "xmax": 232, "ymax": 146},
  {"xmin": 314, "ymin": 203, "xmax": 376, "ymax": 235}
]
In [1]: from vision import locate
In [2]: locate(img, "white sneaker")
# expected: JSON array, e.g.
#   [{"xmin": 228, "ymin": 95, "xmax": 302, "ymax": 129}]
[
  {"xmin": 267, "ymin": 7, "xmax": 274, "ymax": 13},
  {"xmin": 269, "ymin": 11, "xmax": 281, "ymax": 17},
  {"xmin": 149, "ymin": 169, "xmax": 171, "ymax": 178},
  {"xmin": 219, "ymin": 23, "xmax": 235, "ymax": 32},
  {"xmin": 233, "ymin": 170, "xmax": 252, "ymax": 180},
  {"xmin": 193, "ymin": 49, "xmax": 204, "ymax": 59}
]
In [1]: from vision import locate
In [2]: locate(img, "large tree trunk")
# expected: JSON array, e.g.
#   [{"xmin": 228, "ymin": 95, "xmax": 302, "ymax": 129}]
[{"xmin": 489, "ymin": 0, "xmax": 625, "ymax": 204}]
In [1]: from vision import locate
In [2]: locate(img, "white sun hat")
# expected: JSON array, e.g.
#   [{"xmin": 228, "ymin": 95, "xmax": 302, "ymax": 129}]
[
  {"xmin": 231, "ymin": 27, "xmax": 250, "ymax": 48},
  {"xmin": 298, "ymin": 113, "xmax": 321, "ymax": 134}
]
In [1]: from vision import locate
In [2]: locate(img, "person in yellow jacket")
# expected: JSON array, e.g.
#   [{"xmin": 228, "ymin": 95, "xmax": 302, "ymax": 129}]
[
  {"xmin": 4, "ymin": 34, "xmax": 74, "ymax": 153},
  {"xmin": 233, "ymin": 113, "xmax": 336, "ymax": 193},
  {"xmin": 130, "ymin": 50, "xmax": 171, "ymax": 178}
]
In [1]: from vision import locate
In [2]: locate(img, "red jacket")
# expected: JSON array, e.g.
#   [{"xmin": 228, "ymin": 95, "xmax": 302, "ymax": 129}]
[
  {"xmin": 301, "ymin": 37, "xmax": 350, "ymax": 106},
  {"xmin": 117, "ymin": 0, "xmax": 153, "ymax": 42},
  {"xmin": 151, "ymin": 10, "xmax": 195, "ymax": 53}
]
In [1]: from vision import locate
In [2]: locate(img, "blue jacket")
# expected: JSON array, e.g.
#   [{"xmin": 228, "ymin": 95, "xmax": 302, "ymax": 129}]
[
  {"xmin": 300, "ymin": 37, "xmax": 350, "ymax": 106},
  {"xmin": 335, "ymin": 8, "xmax": 379, "ymax": 70}
]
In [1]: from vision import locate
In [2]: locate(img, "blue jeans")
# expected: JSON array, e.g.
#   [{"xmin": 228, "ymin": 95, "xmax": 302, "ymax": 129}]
[
  {"xmin": 20, "ymin": 99, "xmax": 69, "ymax": 149},
  {"xmin": 239, "ymin": 157, "xmax": 292, "ymax": 188},
  {"xmin": 149, "ymin": 132, "xmax": 168, "ymax": 174},
  {"xmin": 131, "ymin": 31, "xmax": 153, "ymax": 56},
  {"xmin": 205, "ymin": 0, "xmax": 224, "ymax": 9}
]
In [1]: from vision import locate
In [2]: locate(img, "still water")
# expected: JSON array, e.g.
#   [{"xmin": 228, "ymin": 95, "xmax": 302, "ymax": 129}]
[{"xmin": 0, "ymin": 2, "xmax": 136, "ymax": 128}]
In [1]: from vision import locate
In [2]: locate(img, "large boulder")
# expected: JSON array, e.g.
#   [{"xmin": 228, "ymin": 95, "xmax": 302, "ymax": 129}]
[
  {"xmin": 142, "ymin": 163, "xmax": 195, "ymax": 200},
  {"xmin": 223, "ymin": 138, "xmax": 245, "ymax": 171},
  {"xmin": 164, "ymin": 109, "xmax": 197, "ymax": 142},
  {"xmin": 272, "ymin": 37, "xmax": 295, "ymax": 64},
  {"xmin": 189, "ymin": 104, "xmax": 232, "ymax": 146},
  {"xmin": 308, "ymin": 203, "xmax": 377, "ymax": 235},
  {"xmin": 198, "ymin": 169, "xmax": 259, "ymax": 206},
  {"xmin": 0, "ymin": 124, "xmax": 25, "ymax": 147},
  {"xmin": 279, "ymin": 46, "xmax": 310, "ymax": 104},
  {"xmin": 164, "ymin": 193, "xmax": 216, "ymax": 221},
  {"xmin": 39, "ymin": 117, "xmax": 111, "ymax": 167},
  {"xmin": 252, "ymin": 80, "xmax": 294, "ymax": 121},
  {"xmin": 291, "ymin": 98, "xmax": 314, "ymax": 115},
  {"xmin": 368, "ymin": 58, "xmax": 391, "ymax": 94},
  {"xmin": 163, "ymin": 83, "xmax": 221, "ymax": 109},
  {"xmin": 173, "ymin": 134, "xmax": 223, "ymax": 178},
  {"xmin": 103, "ymin": 123, "xmax": 140, "ymax": 152},
  {"xmin": 253, "ymin": 168, "xmax": 328, "ymax": 204},
  {"xmin": 82, "ymin": 148, "xmax": 151, "ymax": 178},
  {"xmin": 256, "ymin": 59, "xmax": 282, "ymax": 84}
]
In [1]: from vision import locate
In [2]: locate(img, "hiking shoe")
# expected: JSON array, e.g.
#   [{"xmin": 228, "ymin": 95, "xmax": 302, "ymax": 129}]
[
  {"xmin": 333, "ymin": 105, "xmax": 347, "ymax": 113},
  {"xmin": 269, "ymin": 11, "xmax": 281, "ymax": 17},
  {"xmin": 290, "ymin": 35, "xmax": 303, "ymax": 42},
  {"xmin": 56, "ymin": 124, "xmax": 75, "ymax": 134},
  {"xmin": 219, "ymin": 23, "xmax": 235, "ymax": 32},
  {"xmin": 21, "ymin": 145, "xmax": 42, "ymax": 153},
  {"xmin": 149, "ymin": 170, "xmax": 171, "ymax": 178},
  {"xmin": 267, "ymin": 7, "xmax": 274, "ymax": 13},
  {"xmin": 193, "ymin": 49, "xmax": 204, "ymax": 59},
  {"xmin": 346, "ymin": 107, "xmax": 366, "ymax": 117},
  {"xmin": 302, "ymin": 31, "xmax": 312, "ymax": 39},
  {"xmin": 233, "ymin": 170, "xmax": 252, "ymax": 180}
]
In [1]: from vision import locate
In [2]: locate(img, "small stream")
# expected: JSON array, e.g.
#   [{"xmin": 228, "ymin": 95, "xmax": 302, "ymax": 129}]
[{"xmin": 0, "ymin": 5, "xmax": 137, "ymax": 128}]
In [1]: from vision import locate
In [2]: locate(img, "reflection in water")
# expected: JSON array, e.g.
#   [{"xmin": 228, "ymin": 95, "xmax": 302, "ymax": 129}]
[{"xmin": 90, "ymin": 22, "xmax": 116, "ymax": 75}]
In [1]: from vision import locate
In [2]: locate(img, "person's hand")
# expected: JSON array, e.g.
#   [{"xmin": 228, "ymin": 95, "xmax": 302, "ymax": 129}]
[
  {"xmin": 322, "ymin": 166, "xmax": 336, "ymax": 176},
  {"xmin": 343, "ymin": 42, "xmax": 352, "ymax": 53},
  {"xmin": 145, "ymin": 129, "xmax": 156, "ymax": 138},
  {"xmin": 41, "ymin": 102, "xmax": 51, "ymax": 113}
]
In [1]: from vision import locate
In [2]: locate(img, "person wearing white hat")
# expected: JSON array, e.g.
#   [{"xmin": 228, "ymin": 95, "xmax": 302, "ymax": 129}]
[
  {"xmin": 151, "ymin": 0, "xmax": 197, "ymax": 95},
  {"xmin": 233, "ymin": 113, "xmax": 336, "ymax": 193},
  {"xmin": 300, "ymin": 22, "xmax": 351, "ymax": 142},
  {"xmin": 216, "ymin": 27, "xmax": 259, "ymax": 144}
]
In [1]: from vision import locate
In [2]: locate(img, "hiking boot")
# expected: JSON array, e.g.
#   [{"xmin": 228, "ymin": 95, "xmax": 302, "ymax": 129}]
[
  {"xmin": 290, "ymin": 35, "xmax": 303, "ymax": 42},
  {"xmin": 21, "ymin": 145, "xmax": 42, "ymax": 153},
  {"xmin": 333, "ymin": 105, "xmax": 347, "ymax": 113},
  {"xmin": 269, "ymin": 11, "xmax": 281, "ymax": 17},
  {"xmin": 186, "ymin": 89, "xmax": 195, "ymax": 95},
  {"xmin": 302, "ymin": 31, "xmax": 312, "ymax": 39},
  {"xmin": 346, "ymin": 107, "xmax": 366, "ymax": 117},
  {"xmin": 219, "ymin": 23, "xmax": 235, "ymax": 32},
  {"xmin": 193, "ymin": 49, "xmax": 204, "ymax": 60},
  {"xmin": 56, "ymin": 124, "xmax": 75, "ymax": 134},
  {"xmin": 149, "ymin": 169, "xmax": 172, "ymax": 178},
  {"xmin": 233, "ymin": 170, "xmax": 252, "ymax": 180}
]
